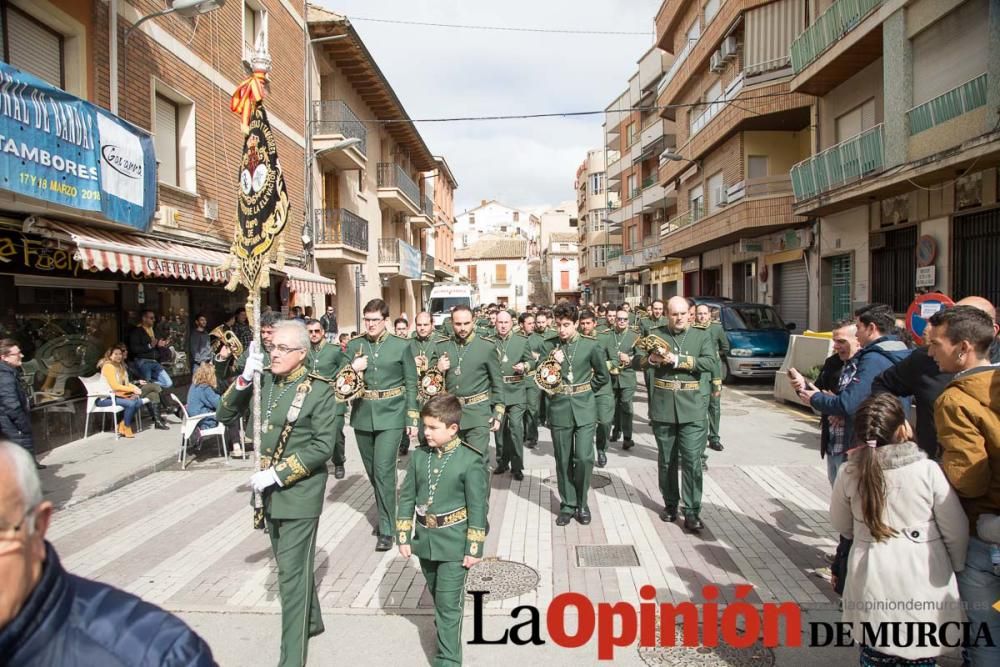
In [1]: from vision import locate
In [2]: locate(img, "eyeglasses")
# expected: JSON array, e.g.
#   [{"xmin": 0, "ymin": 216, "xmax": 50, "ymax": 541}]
[
  {"xmin": 615, "ymin": 317, "xmax": 629, "ymax": 321},
  {"xmin": 363, "ymin": 317, "xmax": 384, "ymax": 323},
  {"xmin": 0, "ymin": 505, "xmax": 36, "ymax": 554},
  {"xmin": 271, "ymin": 345, "xmax": 304, "ymax": 356},
  {"xmin": 307, "ymin": 329, "xmax": 324, "ymax": 334}
]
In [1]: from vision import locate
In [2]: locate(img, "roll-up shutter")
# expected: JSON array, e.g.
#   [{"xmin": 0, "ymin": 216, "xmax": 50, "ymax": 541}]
[
  {"xmin": 776, "ymin": 260, "xmax": 808, "ymax": 333},
  {"xmin": 912, "ymin": 0, "xmax": 987, "ymax": 106},
  {"xmin": 6, "ymin": 7, "xmax": 63, "ymax": 88},
  {"xmin": 744, "ymin": 0, "xmax": 806, "ymax": 75},
  {"xmin": 154, "ymin": 96, "xmax": 179, "ymax": 187}
]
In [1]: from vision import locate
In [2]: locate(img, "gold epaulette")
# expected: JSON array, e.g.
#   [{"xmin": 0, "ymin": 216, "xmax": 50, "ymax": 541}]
[
  {"xmin": 580, "ymin": 333, "xmax": 596, "ymax": 340},
  {"xmin": 692, "ymin": 322, "xmax": 709, "ymax": 329},
  {"xmin": 461, "ymin": 440, "xmax": 482, "ymax": 456}
]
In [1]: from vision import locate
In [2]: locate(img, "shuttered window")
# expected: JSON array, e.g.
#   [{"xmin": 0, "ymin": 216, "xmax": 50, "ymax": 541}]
[
  {"xmin": 496, "ymin": 263, "xmax": 507, "ymax": 283},
  {"xmin": 707, "ymin": 171, "xmax": 724, "ymax": 212},
  {"xmin": 835, "ymin": 99, "xmax": 876, "ymax": 142},
  {"xmin": 744, "ymin": 0, "xmax": 805, "ymax": 75},
  {"xmin": 467, "ymin": 265, "xmax": 477, "ymax": 283},
  {"xmin": 912, "ymin": 0, "xmax": 987, "ymax": 106},
  {"xmin": 748, "ymin": 156, "xmax": 769, "ymax": 179},
  {"xmin": 704, "ymin": 0, "xmax": 721, "ymax": 23},
  {"xmin": 155, "ymin": 96, "xmax": 179, "ymax": 187},
  {"xmin": 4, "ymin": 6, "xmax": 64, "ymax": 88}
]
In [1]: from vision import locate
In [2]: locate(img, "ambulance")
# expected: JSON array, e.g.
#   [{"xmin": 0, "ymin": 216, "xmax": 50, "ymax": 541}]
[{"xmin": 427, "ymin": 283, "xmax": 479, "ymax": 328}]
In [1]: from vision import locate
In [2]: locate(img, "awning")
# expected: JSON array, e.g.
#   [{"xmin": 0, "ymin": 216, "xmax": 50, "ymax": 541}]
[
  {"xmin": 282, "ymin": 265, "xmax": 337, "ymax": 295},
  {"xmin": 36, "ymin": 219, "xmax": 231, "ymax": 282}
]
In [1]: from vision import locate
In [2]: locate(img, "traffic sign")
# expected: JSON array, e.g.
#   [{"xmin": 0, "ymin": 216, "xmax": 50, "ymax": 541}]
[{"xmin": 905, "ymin": 292, "xmax": 954, "ymax": 345}]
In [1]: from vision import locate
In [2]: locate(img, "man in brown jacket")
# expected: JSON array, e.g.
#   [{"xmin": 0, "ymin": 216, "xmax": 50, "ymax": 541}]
[{"xmin": 928, "ymin": 305, "xmax": 1000, "ymax": 667}]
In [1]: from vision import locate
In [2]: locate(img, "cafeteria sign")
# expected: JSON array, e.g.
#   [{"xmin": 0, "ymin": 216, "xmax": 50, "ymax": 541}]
[{"xmin": 0, "ymin": 63, "xmax": 157, "ymax": 231}]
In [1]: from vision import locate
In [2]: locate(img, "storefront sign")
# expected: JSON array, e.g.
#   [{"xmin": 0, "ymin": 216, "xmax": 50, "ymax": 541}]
[
  {"xmin": 681, "ymin": 256, "xmax": 700, "ymax": 272},
  {"xmin": 0, "ymin": 63, "xmax": 157, "ymax": 231},
  {"xmin": 0, "ymin": 227, "xmax": 87, "ymax": 277},
  {"xmin": 739, "ymin": 239, "xmax": 764, "ymax": 253},
  {"xmin": 915, "ymin": 265, "xmax": 936, "ymax": 288},
  {"xmin": 651, "ymin": 259, "xmax": 682, "ymax": 284}
]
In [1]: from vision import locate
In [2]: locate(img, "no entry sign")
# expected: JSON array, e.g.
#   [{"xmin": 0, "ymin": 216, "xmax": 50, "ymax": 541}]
[{"xmin": 906, "ymin": 293, "xmax": 955, "ymax": 345}]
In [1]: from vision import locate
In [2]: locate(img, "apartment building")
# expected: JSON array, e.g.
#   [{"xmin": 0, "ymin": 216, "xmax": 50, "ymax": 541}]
[
  {"xmin": 652, "ymin": 0, "xmax": 816, "ymax": 330},
  {"xmin": 455, "ymin": 200, "xmax": 540, "ymax": 255},
  {"xmin": 454, "ymin": 238, "xmax": 530, "ymax": 310},
  {"xmin": 308, "ymin": 7, "xmax": 445, "ymax": 326},
  {"xmin": 429, "ymin": 156, "xmax": 460, "ymax": 282},
  {"xmin": 605, "ymin": 44, "xmax": 678, "ymax": 306},
  {"xmin": 789, "ymin": 0, "xmax": 1000, "ymax": 328},
  {"xmin": 575, "ymin": 148, "xmax": 623, "ymax": 305}
]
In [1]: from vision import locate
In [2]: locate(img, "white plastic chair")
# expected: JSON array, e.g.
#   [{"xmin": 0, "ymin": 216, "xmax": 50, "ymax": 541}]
[
  {"xmin": 81, "ymin": 375, "xmax": 123, "ymax": 439},
  {"xmin": 172, "ymin": 394, "xmax": 227, "ymax": 469}
]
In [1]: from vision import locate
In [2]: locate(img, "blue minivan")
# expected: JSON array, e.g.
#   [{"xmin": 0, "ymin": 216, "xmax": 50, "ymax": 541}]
[{"xmin": 695, "ymin": 300, "xmax": 795, "ymax": 383}]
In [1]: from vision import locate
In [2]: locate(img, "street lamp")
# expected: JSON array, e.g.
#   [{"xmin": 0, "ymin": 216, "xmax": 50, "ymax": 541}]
[{"xmin": 123, "ymin": 0, "xmax": 225, "ymax": 43}]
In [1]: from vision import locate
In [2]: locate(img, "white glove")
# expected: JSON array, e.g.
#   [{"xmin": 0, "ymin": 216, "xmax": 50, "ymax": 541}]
[
  {"xmin": 250, "ymin": 468, "xmax": 280, "ymax": 493},
  {"xmin": 241, "ymin": 342, "xmax": 265, "ymax": 382}
]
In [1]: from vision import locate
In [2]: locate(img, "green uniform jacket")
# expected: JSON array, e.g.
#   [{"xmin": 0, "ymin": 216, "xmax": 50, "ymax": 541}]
[
  {"xmin": 637, "ymin": 325, "xmax": 716, "ymax": 424},
  {"xmin": 640, "ymin": 316, "xmax": 667, "ymax": 337},
  {"xmin": 396, "ymin": 438, "xmax": 488, "ymax": 560},
  {"xmin": 546, "ymin": 333, "xmax": 611, "ymax": 428},
  {"xmin": 607, "ymin": 327, "xmax": 640, "ymax": 389},
  {"xmin": 693, "ymin": 321, "xmax": 730, "ymax": 382},
  {"xmin": 216, "ymin": 366, "xmax": 337, "ymax": 519},
  {"xmin": 593, "ymin": 332, "xmax": 615, "ymax": 398},
  {"xmin": 493, "ymin": 331, "xmax": 534, "ymax": 406},
  {"xmin": 308, "ymin": 340, "xmax": 349, "ymax": 417},
  {"xmin": 346, "ymin": 331, "xmax": 419, "ymax": 430},
  {"xmin": 475, "ymin": 323, "xmax": 496, "ymax": 338},
  {"xmin": 408, "ymin": 334, "xmax": 437, "ymax": 382},
  {"xmin": 431, "ymin": 332, "xmax": 505, "ymax": 428}
]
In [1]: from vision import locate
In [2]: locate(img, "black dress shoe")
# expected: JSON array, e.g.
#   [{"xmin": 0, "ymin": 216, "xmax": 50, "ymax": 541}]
[
  {"xmin": 375, "ymin": 535, "xmax": 394, "ymax": 551},
  {"xmin": 35, "ymin": 461, "xmax": 47, "ymax": 470},
  {"xmin": 609, "ymin": 430, "xmax": 620, "ymax": 442},
  {"xmin": 659, "ymin": 507, "xmax": 678, "ymax": 522},
  {"xmin": 371, "ymin": 527, "xmax": 378, "ymax": 536},
  {"xmin": 596, "ymin": 451, "xmax": 607, "ymax": 468},
  {"xmin": 512, "ymin": 470, "xmax": 524, "ymax": 481},
  {"xmin": 493, "ymin": 464, "xmax": 509, "ymax": 474},
  {"xmin": 684, "ymin": 516, "xmax": 705, "ymax": 532},
  {"xmin": 398, "ymin": 443, "xmax": 409, "ymax": 456},
  {"xmin": 555, "ymin": 512, "xmax": 574, "ymax": 526},
  {"xmin": 524, "ymin": 440, "xmax": 537, "ymax": 449},
  {"xmin": 708, "ymin": 441, "xmax": 724, "ymax": 452},
  {"xmin": 702, "ymin": 459, "xmax": 708, "ymax": 471},
  {"xmin": 575, "ymin": 508, "xmax": 592, "ymax": 525},
  {"xmin": 622, "ymin": 439, "xmax": 635, "ymax": 450},
  {"xmin": 334, "ymin": 465, "xmax": 345, "ymax": 479}
]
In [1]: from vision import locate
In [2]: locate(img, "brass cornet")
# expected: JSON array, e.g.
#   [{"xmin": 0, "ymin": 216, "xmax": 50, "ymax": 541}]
[
  {"xmin": 209, "ymin": 325, "xmax": 244, "ymax": 360},
  {"xmin": 636, "ymin": 334, "xmax": 670, "ymax": 358}
]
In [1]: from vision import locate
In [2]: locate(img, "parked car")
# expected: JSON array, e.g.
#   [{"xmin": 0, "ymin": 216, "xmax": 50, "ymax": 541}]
[{"xmin": 697, "ymin": 301, "xmax": 795, "ymax": 383}]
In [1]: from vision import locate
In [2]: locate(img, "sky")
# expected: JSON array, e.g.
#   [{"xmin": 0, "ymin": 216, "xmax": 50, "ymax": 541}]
[{"xmin": 315, "ymin": 0, "xmax": 662, "ymax": 214}]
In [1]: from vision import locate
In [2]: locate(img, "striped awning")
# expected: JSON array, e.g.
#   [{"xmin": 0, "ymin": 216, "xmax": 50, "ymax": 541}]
[
  {"xmin": 38, "ymin": 220, "xmax": 231, "ymax": 282},
  {"xmin": 282, "ymin": 265, "xmax": 337, "ymax": 295}
]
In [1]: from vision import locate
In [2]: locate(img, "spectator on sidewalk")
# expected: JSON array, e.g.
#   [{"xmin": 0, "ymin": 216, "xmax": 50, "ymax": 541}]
[
  {"xmin": 0, "ymin": 441, "xmax": 214, "ymax": 666},
  {"xmin": 96, "ymin": 346, "xmax": 145, "ymax": 439},
  {"xmin": 187, "ymin": 363, "xmax": 241, "ymax": 456},
  {"xmin": 232, "ymin": 307, "xmax": 253, "ymax": 352},
  {"xmin": 0, "ymin": 339, "xmax": 44, "ymax": 469},
  {"xmin": 126, "ymin": 309, "xmax": 173, "ymax": 389},
  {"xmin": 829, "ymin": 393, "xmax": 968, "ymax": 666},
  {"xmin": 118, "ymin": 346, "xmax": 169, "ymax": 430},
  {"xmin": 928, "ymin": 305, "xmax": 1000, "ymax": 667},
  {"xmin": 189, "ymin": 313, "xmax": 212, "ymax": 375},
  {"xmin": 320, "ymin": 306, "xmax": 338, "ymax": 341},
  {"xmin": 873, "ymin": 296, "xmax": 1000, "ymax": 458},
  {"xmin": 796, "ymin": 304, "xmax": 911, "ymax": 484}
]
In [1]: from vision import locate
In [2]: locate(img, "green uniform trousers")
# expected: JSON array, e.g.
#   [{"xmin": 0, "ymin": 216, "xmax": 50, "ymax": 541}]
[
  {"xmin": 497, "ymin": 403, "xmax": 526, "ymax": 472},
  {"xmin": 523, "ymin": 385, "xmax": 540, "ymax": 444},
  {"xmin": 355, "ymin": 428, "xmax": 400, "ymax": 536},
  {"xmin": 268, "ymin": 517, "xmax": 323, "ymax": 667},
  {"xmin": 612, "ymin": 385, "xmax": 636, "ymax": 440},
  {"xmin": 460, "ymin": 425, "xmax": 491, "ymax": 464},
  {"xmin": 708, "ymin": 389, "xmax": 722, "ymax": 444},
  {"xmin": 331, "ymin": 414, "xmax": 346, "ymax": 466},
  {"xmin": 594, "ymin": 392, "xmax": 615, "ymax": 453},
  {"xmin": 420, "ymin": 558, "xmax": 469, "ymax": 667},
  {"xmin": 652, "ymin": 420, "xmax": 706, "ymax": 517},
  {"xmin": 551, "ymin": 423, "xmax": 596, "ymax": 513}
]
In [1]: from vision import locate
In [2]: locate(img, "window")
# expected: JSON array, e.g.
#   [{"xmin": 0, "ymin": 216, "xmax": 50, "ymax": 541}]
[
  {"xmin": 626, "ymin": 123, "xmax": 637, "ymax": 146},
  {"xmin": 704, "ymin": 0, "xmax": 721, "ymax": 23},
  {"xmin": 559, "ymin": 243, "xmax": 570, "ymax": 252},
  {"xmin": 153, "ymin": 87, "xmax": 196, "ymax": 191},
  {"xmin": 467, "ymin": 265, "xmax": 478, "ymax": 283},
  {"xmin": 243, "ymin": 0, "xmax": 268, "ymax": 63},
  {"xmin": 748, "ymin": 155, "xmax": 769, "ymax": 179},
  {"xmin": 627, "ymin": 174, "xmax": 638, "ymax": 198},
  {"xmin": 560, "ymin": 271, "xmax": 570, "ymax": 290},
  {"xmin": 3, "ymin": 6, "xmax": 64, "ymax": 88},
  {"xmin": 689, "ymin": 185, "xmax": 705, "ymax": 220},
  {"xmin": 911, "ymin": 0, "xmax": 987, "ymax": 107},
  {"xmin": 707, "ymin": 171, "xmax": 725, "ymax": 212},
  {"xmin": 513, "ymin": 212, "xmax": 520, "ymax": 222},
  {"xmin": 589, "ymin": 173, "xmax": 605, "ymax": 195},
  {"xmin": 496, "ymin": 263, "xmax": 507, "ymax": 283},
  {"xmin": 500, "ymin": 225, "xmax": 508, "ymax": 233},
  {"xmin": 686, "ymin": 19, "xmax": 701, "ymax": 45},
  {"xmin": 628, "ymin": 225, "xmax": 638, "ymax": 248},
  {"xmin": 835, "ymin": 98, "xmax": 876, "ymax": 143},
  {"xmin": 469, "ymin": 213, "xmax": 476, "ymax": 225},
  {"xmin": 154, "ymin": 95, "xmax": 179, "ymax": 187}
]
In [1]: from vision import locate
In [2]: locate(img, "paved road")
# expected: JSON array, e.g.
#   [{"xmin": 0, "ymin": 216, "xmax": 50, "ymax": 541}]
[{"xmin": 47, "ymin": 380, "xmax": 860, "ymax": 666}]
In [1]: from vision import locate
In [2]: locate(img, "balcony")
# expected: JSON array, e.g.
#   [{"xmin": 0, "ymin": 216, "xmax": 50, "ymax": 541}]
[
  {"xmin": 377, "ymin": 163, "xmax": 421, "ymax": 216},
  {"xmin": 640, "ymin": 117, "xmax": 674, "ymax": 151},
  {"xmin": 377, "ymin": 237, "xmax": 422, "ymax": 279},
  {"xmin": 421, "ymin": 252, "xmax": 435, "ymax": 278},
  {"xmin": 790, "ymin": 124, "xmax": 885, "ymax": 202},
  {"xmin": 907, "ymin": 74, "xmax": 988, "ymax": 136},
  {"xmin": 408, "ymin": 194, "xmax": 434, "ymax": 230},
  {"xmin": 789, "ymin": 0, "xmax": 885, "ymax": 96},
  {"xmin": 313, "ymin": 208, "xmax": 368, "ymax": 265},
  {"xmin": 311, "ymin": 101, "xmax": 367, "ymax": 171}
]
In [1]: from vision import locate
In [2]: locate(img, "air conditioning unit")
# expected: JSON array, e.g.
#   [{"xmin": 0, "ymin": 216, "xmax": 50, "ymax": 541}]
[
  {"xmin": 710, "ymin": 51, "xmax": 724, "ymax": 73},
  {"xmin": 716, "ymin": 189, "xmax": 728, "ymax": 206},
  {"xmin": 721, "ymin": 36, "xmax": 739, "ymax": 60},
  {"xmin": 203, "ymin": 198, "xmax": 219, "ymax": 221}
]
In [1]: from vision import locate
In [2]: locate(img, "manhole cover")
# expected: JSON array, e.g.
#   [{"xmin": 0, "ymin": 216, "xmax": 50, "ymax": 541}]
[
  {"xmin": 638, "ymin": 621, "xmax": 776, "ymax": 666},
  {"xmin": 465, "ymin": 559, "xmax": 539, "ymax": 602},
  {"xmin": 576, "ymin": 544, "xmax": 639, "ymax": 567},
  {"xmin": 543, "ymin": 473, "xmax": 611, "ymax": 490},
  {"xmin": 727, "ymin": 409, "xmax": 750, "ymax": 416}
]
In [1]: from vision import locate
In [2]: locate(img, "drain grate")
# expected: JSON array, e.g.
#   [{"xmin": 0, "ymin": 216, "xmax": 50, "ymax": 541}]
[
  {"xmin": 464, "ymin": 559, "xmax": 539, "ymax": 602},
  {"xmin": 543, "ymin": 473, "xmax": 611, "ymax": 490},
  {"xmin": 576, "ymin": 544, "xmax": 640, "ymax": 568}
]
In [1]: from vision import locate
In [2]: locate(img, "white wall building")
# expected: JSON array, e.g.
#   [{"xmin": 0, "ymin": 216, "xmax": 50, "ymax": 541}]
[
  {"xmin": 542, "ymin": 232, "xmax": 581, "ymax": 304},
  {"xmin": 537, "ymin": 202, "xmax": 578, "ymax": 251},
  {"xmin": 454, "ymin": 237, "xmax": 529, "ymax": 310},
  {"xmin": 454, "ymin": 200, "xmax": 540, "ymax": 253}
]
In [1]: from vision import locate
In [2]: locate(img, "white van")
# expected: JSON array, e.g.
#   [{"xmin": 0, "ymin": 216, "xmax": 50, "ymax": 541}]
[{"xmin": 427, "ymin": 283, "xmax": 478, "ymax": 327}]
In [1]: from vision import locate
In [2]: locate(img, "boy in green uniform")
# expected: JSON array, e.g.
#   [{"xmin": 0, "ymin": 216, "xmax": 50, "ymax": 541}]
[
  {"xmin": 431, "ymin": 305, "xmax": 504, "ymax": 462},
  {"xmin": 397, "ymin": 394, "xmax": 487, "ymax": 667},
  {"xmin": 346, "ymin": 299, "xmax": 420, "ymax": 551},
  {"xmin": 695, "ymin": 304, "xmax": 729, "ymax": 455},
  {"xmin": 216, "ymin": 321, "xmax": 337, "ymax": 667},
  {"xmin": 637, "ymin": 296, "xmax": 716, "ymax": 533},
  {"xmin": 547, "ymin": 303, "xmax": 611, "ymax": 526},
  {"xmin": 520, "ymin": 312, "xmax": 541, "ymax": 449},
  {"xmin": 608, "ymin": 308, "xmax": 640, "ymax": 449},
  {"xmin": 578, "ymin": 309, "xmax": 615, "ymax": 468},
  {"xmin": 492, "ymin": 310, "xmax": 534, "ymax": 479},
  {"xmin": 305, "ymin": 318, "xmax": 350, "ymax": 479}
]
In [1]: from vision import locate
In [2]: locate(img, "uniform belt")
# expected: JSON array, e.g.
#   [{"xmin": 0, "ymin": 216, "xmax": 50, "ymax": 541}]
[
  {"xmin": 416, "ymin": 506, "xmax": 468, "ymax": 529},
  {"xmin": 562, "ymin": 382, "xmax": 592, "ymax": 396},
  {"xmin": 526, "ymin": 369, "xmax": 537, "ymax": 377},
  {"xmin": 502, "ymin": 375, "xmax": 523, "ymax": 383},
  {"xmin": 653, "ymin": 379, "xmax": 701, "ymax": 391},
  {"xmin": 361, "ymin": 386, "xmax": 404, "ymax": 400},
  {"xmin": 457, "ymin": 391, "xmax": 489, "ymax": 406}
]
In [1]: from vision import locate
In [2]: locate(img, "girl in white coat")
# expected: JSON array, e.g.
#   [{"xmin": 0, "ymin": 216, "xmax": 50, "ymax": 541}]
[{"xmin": 830, "ymin": 393, "xmax": 969, "ymax": 666}]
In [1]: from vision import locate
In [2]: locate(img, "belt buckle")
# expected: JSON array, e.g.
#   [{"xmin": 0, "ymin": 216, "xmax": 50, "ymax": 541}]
[{"xmin": 426, "ymin": 513, "xmax": 438, "ymax": 528}]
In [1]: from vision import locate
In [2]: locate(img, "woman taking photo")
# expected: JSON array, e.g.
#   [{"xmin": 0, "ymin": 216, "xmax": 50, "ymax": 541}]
[{"xmin": 96, "ymin": 345, "xmax": 145, "ymax": 438}]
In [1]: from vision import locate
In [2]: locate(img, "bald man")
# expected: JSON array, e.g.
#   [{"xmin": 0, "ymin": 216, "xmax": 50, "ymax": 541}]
[{"xmin": 873, "ymin": 295, "xmax": 1000, "ymax": 458}]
